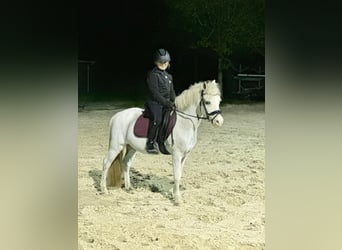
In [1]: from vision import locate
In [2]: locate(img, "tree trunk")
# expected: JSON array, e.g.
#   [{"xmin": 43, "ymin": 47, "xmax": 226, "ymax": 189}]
[
  {"xmin": 194, "ymin": 53, "xmax": 198, "ymax": 82},
  {"xmin": 217, "ymin": 57, "xmax": 223, "ymax": 96}
]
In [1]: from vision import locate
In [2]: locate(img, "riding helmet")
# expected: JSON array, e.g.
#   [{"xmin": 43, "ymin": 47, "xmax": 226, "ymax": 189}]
[{"xmin": 153, "ymin": 48, "xmax": 171, "ymax": 63}]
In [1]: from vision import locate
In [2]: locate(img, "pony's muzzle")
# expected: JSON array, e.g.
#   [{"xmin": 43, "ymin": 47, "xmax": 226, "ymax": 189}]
[{"xmin": 212, "ymin": 115, "xmax": 224, "ymax": 127}]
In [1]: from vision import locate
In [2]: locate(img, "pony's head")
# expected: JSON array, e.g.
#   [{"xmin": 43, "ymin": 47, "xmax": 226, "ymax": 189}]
[
  {"xmin": 200, "ymin": 80, "xmax": 224, "ymax": 127},
  {"xmin": 175, "ymin": 80, "xmax": 224, "ymax": 127}
]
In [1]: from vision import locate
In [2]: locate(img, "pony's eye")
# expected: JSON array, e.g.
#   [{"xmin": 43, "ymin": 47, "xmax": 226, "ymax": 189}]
[{"xmin": 205, "ymin": 101, "xmax": 211, "ymax": 105}]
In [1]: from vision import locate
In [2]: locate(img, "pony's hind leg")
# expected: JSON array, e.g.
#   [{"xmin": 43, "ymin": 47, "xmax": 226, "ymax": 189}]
[
  {"xmin": 100, "ymin": 146, "xmax": 123, "ymax": 194},
  {"xmin": 122, "ymin": 146, "xmax": 137, "ymax": 190}
]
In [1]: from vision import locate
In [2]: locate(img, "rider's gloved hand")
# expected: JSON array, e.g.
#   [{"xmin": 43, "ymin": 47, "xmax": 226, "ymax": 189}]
[{"xmin": 166, "ymin": 101, "xmax": 174, "ymax": 110}]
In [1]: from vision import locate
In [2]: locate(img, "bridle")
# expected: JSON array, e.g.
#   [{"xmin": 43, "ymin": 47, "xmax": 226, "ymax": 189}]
[
  {"xmin": 198, "ymin": 89, "xmax": 222, "ymax": 123},
  {"xmin": 176, "ymin": 89, "xmax": 222, "ymax": 124}
]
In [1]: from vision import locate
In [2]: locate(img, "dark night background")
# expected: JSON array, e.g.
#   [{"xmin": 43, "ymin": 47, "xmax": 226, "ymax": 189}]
[{"xmin": 79, "ymin": 0, "xmax": 265, "ymax": 102}]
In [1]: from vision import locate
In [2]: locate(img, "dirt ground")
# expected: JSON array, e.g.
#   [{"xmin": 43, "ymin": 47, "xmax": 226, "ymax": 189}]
[{"xmin": 78, "ymin": 102, "xmax": 265, "ymax": 250}]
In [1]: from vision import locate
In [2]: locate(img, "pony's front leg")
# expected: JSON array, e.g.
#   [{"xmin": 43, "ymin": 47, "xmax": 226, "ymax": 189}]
[{"xmin": 172, "ymin": 151, "xmax": 186, "ymax": 205}]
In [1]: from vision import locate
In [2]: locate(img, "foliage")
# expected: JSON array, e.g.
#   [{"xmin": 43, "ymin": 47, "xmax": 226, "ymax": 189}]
[{"xmin": 166, "ymin": 0, "xmax": 264, "ymax": 69}]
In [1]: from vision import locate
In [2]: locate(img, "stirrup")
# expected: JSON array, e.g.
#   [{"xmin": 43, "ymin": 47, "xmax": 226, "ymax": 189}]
[{"xmin": 146, "ymin": 142, "xmax": 159, "ymax": 154}]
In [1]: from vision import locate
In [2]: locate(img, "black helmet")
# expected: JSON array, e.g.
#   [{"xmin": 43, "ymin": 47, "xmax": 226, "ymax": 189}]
[{"xmin": 153, "ymin": 48, "xmax": 171, "ymax": 63}]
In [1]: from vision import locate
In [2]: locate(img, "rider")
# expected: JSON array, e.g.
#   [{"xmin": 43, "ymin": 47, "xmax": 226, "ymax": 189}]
[{"xmin": 145, "ymin": 48, "xmax": 176, "ymax": 154}]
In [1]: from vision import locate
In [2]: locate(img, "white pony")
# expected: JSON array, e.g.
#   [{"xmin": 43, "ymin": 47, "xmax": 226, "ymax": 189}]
[{"xmin": 101, "ymin": 80, "xmax": 224, "ymax": 204}]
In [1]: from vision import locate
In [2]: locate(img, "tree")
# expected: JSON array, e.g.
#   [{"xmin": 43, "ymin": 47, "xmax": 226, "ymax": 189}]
[{"xmin": 166, "ymin": 0, "xmax": 264, "ymax": 92}]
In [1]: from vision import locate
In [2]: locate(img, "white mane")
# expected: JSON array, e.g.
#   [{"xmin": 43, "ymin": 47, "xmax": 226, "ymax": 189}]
[{"xmin": 175, "ymin": 80, "xmax": 221, "ymax": 111}]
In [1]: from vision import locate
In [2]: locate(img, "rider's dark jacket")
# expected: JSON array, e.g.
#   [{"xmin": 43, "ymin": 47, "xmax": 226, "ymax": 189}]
[{"xmin": 146, "ymin": 67, "xmax": 176, "ymax": 108}]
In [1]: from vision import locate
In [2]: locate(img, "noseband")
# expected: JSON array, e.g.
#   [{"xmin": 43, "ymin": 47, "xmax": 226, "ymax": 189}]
[{"xmin": 199, "ymin": 90, "xmax": 222, "ymax": 123}]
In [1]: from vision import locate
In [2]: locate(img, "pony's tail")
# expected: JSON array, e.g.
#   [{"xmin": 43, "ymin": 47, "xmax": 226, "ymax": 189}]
[{"xmin": 107, "ymin": 147, "xmax": 126, "ymax": 187}]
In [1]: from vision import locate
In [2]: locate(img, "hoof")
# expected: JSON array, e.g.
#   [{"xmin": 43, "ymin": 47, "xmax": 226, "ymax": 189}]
[
  {"xmin": 124, "ymin": 187, "xmax": 133, "ymax": 193},
  {"xmin": 174, "ymin": 196, "xmax": 182, "ymax": 206},
  {"xmin": 100, "ymin": 187, "xmax": 109, "ymax": 194}
]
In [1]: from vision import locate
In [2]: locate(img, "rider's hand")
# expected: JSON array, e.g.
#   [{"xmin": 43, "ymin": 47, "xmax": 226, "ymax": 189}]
[{"xmin": 167, "ymin": 101, "xmax": 174, "ymax": 109}]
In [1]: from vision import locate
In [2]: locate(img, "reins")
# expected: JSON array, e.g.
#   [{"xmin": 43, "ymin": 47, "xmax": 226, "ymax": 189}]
[{"xmin": 175, "ymin": 110, "xmax": 209, "ymax": 120}]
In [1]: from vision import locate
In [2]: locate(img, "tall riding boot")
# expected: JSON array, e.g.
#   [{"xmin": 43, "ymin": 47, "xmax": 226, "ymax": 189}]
[
  {"xmin": 146, "ymin": 122, "xmax": 159, "ymax": 154},
  {"xmin": 157, "ymin": 109, "xmax": 171, "ymax": 155}
]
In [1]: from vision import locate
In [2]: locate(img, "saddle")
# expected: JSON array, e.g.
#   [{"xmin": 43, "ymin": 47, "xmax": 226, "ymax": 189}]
[{"xmin": 134, "ymin": 109, "xmax": 177, "ymax": 154}]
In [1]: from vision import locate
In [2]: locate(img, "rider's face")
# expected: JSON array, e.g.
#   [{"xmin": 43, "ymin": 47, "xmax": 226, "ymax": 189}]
[{"xmin": 156, "ymin": 61, "xmax": 169, "ymax": 70}]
